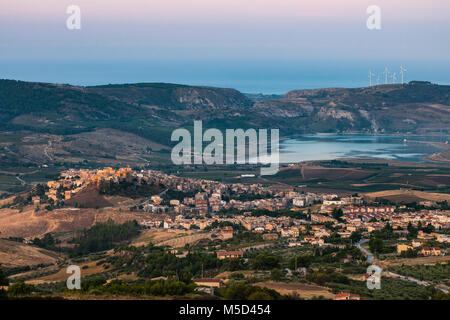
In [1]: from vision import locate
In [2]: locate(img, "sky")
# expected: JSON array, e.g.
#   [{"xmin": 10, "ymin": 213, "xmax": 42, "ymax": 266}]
[{"xmin": 0, "ymin": 0, "xmax": 449, "ymax": 92}]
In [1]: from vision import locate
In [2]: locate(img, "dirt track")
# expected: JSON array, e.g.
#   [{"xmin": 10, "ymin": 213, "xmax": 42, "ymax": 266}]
[{"xmin": 254, "ymin": 281, "xmax": 334, "ymax": 299}]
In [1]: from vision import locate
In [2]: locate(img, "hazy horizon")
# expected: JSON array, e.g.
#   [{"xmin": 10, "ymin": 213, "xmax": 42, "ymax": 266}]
[
  {"xmin": 1, "ymin": 59, "xmax": 449, "ymax": 94},
  {"xmin": 1, "ymin": 0, "xmax": 449, "ymax": 93}
]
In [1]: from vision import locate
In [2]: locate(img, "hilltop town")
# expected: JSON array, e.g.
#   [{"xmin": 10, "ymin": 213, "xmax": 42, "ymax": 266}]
[
  {"xmin": 11, "ymin": 167, "xmax": 447, "ymax": 250},
  {"xmin": 37, "ymin": 168, "xmax": 450, "ymax": 235}
]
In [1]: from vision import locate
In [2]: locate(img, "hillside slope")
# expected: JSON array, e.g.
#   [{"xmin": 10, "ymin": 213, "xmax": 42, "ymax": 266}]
[
  {"xmin": 1, "ymin": 79, "xmax": 448, "ymax": 136},
  {"xmin": 253, "ymin": 81, "xmax": 450, "ymax": 134},
  {"xmin": 0, "ymin": 79, "xmax": 449, "ymax": 174},
  {"xmin": 87, "ymin": 83, "xmax": 253, "ymax": 110}
]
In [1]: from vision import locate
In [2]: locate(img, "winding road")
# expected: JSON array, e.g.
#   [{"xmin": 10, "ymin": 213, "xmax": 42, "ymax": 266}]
[
  {"xmin": 355, "ymin": 239, "xmax": 374, "ymax": 263},
  {"xmin": 44, "ymin": 140, "xmax": 53, "ymax": 161},
  {"xmin": 355, "ymin": 239, "xmax": 448, "ymax": 294}
]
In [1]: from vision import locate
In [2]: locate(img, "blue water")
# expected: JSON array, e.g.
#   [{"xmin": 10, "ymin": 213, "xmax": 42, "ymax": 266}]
[
  {"xmin": 1, "ymin": 60, "xmax": 449, "ymax": 94},
  {"xmin": 279, "ymin": 135, "xmax": 449, "ymax": 163}
]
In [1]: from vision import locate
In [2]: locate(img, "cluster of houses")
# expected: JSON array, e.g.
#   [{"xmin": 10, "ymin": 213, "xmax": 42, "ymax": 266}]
[
  {"xmin": 34, "ymin": 167, "xmax": 134, "ymax": 203},
  {"xmin": 13, "ymin": 167, "xmax": 449, "ymax": 301},
  {"xmin": 396, "ymin": 231, "xmax": 450, "ymax": 256},
  {"xmin": 39, "ymin": 168, "xmax": 449, "ymax": 257},
  {"xmin": 340, "ymin": 206, "xmax": 450, "ymax": 242},
  {"xmin": 41, "ymin": 168, "xmax": 365, "ymax": 215}
]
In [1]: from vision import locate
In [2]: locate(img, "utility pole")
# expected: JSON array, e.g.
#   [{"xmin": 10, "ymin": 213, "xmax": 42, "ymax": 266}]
[
  {"xmin": 369, "ymin": 69, "xmax": 375, "ymax": 87},
  {"xmin": 383, "ymin": 66, "xmax": 389, "ymax": 84},
  {"xmin": 400, "ymin": 65, "xmax": 407, "ymax": 85}
]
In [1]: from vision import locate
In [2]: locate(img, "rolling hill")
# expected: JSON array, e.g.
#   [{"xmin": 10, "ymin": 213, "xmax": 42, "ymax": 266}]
[
  {"xmin": 1, "ymin": 79, "xmax": 449, "ymax": 137},
  {"xmin": 0, "ymin": 79, "xmax": 449, "ymax": 176}
]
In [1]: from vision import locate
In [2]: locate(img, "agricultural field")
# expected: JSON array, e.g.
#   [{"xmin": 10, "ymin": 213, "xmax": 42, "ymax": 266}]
[
  {"xmin": 389, "ymin": 263, "xmax": 450, "ymax": 285},
  {"xmin": 253, "ymin": 281, "xmax": 334, "ymax": 299},
  {"xmin": 263, "ymin": 160, "xmax": 450, "ymax": 196},
  {"xmin": 0, "ymin": 239, "xmax": 60, "ymax": 269}
]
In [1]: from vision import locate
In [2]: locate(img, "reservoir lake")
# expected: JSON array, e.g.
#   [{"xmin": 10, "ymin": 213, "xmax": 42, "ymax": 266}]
[{"xmin": 279, "ymin": 135, "xmax": 449, "ymax": 163}]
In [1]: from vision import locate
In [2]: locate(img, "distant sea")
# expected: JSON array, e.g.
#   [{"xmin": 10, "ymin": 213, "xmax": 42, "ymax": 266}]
[{"xmin": 1, "ymin": 60, "xmax": 449, "ymax": 94}]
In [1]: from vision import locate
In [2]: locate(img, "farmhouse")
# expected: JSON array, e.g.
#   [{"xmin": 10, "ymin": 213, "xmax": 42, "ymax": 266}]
[
  {"xmin": 193, "ymin": 278, "xmax": 224, "ymax": 288},
  {"xmin": 335, "ymin": 292, "xmax": 361, "ymax": 300},
  {"xmin": 420, "ymin": 247, "xmax": 441, "ymax": 256},
  {"xmin": 216, "ymin": 250, "xmax": 244, "ymax": 260},
  {"xmin": 397, "ymin": 243, "xmax": 414, "ymax": 254}
]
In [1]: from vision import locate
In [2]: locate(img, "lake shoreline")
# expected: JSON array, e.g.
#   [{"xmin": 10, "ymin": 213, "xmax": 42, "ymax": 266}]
[{"xmin": 278, "ymin": 134, "xmax": 449, "ymax": 164}]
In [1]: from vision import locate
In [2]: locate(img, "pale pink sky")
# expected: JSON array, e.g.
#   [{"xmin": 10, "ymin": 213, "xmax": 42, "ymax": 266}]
[
  {"xmin": 1, "ymin": 0, "xmax": 449, "ymax": 21},
  {"xmin": 0, "ymin": 0, "xmax": 449, "ymax": 60}
]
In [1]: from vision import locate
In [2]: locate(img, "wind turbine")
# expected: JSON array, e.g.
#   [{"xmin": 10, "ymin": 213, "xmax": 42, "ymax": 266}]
[
  {"xmin": 383, "ymin": 66, "xmax": 389, "ymax": 84},
  {"xmin": 400, "ymin": 65, "xmax": 407, "ymax": 85},
  {"xmin": 391, "ymin": 72, "xmax": 397, "ymax": 84},
  {"xmin": 376, "ymin": 76, "xmax": 380, "ymax": 86},
  {"xmin": 369, "ymin": 69, "xmax": 375, "ymax": 87}
]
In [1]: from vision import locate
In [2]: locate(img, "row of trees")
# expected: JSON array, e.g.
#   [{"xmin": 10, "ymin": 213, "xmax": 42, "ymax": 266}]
[
  {"xmin": 80, "ymin": 278, "xmax": 283, "ymax": 300},
  {"xmin": 105, "ymin": 244, "xmax": 220, "ymax": 279},
  {"xmin": 216, "ymin": 283, "xmax": 282, "ymax": 300},
  {"xmin": 0, "ymin": 268, "xmax": 37, "ymax": 299},
  {"xmin": 81, "ymin": 278, "xmax": 195, "ymax": 297},
  {"xmin": 70, "ymin": 220, "xmax": 141, "ymax": 256},
  {"xmin": 32, "ymin": 233, "xmax": 60, "ymax": 250}
]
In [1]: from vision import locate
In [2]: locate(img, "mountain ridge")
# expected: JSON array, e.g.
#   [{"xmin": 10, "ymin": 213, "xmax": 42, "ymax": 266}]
[
  {"xmin": 0, "ymin": 79, "xmax": 449, "ymax": 187},
  {"xmin": 1, "ymin": 79, "xmax": 449, "ymax": 140}
]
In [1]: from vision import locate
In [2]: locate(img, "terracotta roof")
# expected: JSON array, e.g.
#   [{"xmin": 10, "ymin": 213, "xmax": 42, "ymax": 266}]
[
  {"xmin": 335, "ymin": 292, "xmax": 360, "ymax": 298},
  {"xmin": 217, "ymin": 250, "xmax": 244, "ymax": 255},
  {"xmin": 193, "ymin": 278, "xmax": 222, "ymax": 283}
]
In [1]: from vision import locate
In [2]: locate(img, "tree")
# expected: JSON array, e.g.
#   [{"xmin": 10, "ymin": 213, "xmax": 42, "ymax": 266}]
[
  {"xmin": 400, "ymin": 249, "xmax": 417, "ymax": 258},
  {"xmin": 383, "ymin": 222, "xmax": 393, "ymax": 234},
  {"xmin": 407, "ymin": 222, "xmax": 418, "ymax": 239},
  {"xmin": 7, "ymin": 279, "xmax": 34, "ymax": 296},
  {"xmin": 433, "ymin": 291, "xmax": 450, "ymax": 300},
  {"xmin": 220, "ymin": 283, "xmax": 280, "ymax": 300},
  {"xmin": 32, "ymin": 184, "xmax": 46, "ymax": 198},
  {"xmin": 70, "ymin": 219, "xmax": 140, "ymax": 256},
  {"xmin": 222, "ymin": 258, "xmax": 246, "ymax": 272},
  {"xmin": 251, "ymin": 252, "xmax": 280, "ymax": 270},
  {"xmin": 248, "ymin": 291, "xmax": 272, "ymax": 300},
  {"xmin": 32, "ymin": 233, "xmax": 56, "ymax": 249},
  {"xmin": 178, "ymin": 271, "xmax": 193, "ymax": 284},
  {"xmin": 290, "ymin": 255, "xmax": 313, "ymax": 269},
  {"xmin": 332, "ymin": 208, "xmax": 343, "ymax": 221},
  {"xmin": 369, "ymin": 238, "xmax": 384, "ymax": 254},
  {"xmin": 423, "ymin": 223, "xmax": 435, "ymax": 234},
  {"xmin": 57, "ymin": 185, "xmax": 65, "ymax": 200},
  {"xmin": 0, "ymin": 265, "xmax": 9, "ymax": 286},
  {"xmin": 270, "ymin": 269, "xmax": 284, "ymax": 281},
  {"xmin": 350, "ymin": 231, "xmax": 362, "ymax": 243},
  {"xmin": 81, "ymin": 278, "xmax": 107, "ymax": 292}
]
